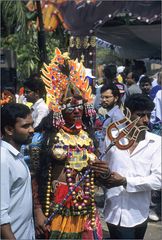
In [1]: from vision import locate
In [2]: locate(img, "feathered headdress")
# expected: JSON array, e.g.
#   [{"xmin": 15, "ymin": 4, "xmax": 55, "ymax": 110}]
[{"xmin": 41, "ymin": 48, "xmax": 95, "ymax": 127}]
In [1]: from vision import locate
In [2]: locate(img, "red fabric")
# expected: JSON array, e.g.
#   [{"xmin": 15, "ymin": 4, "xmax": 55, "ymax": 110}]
[
  {"xmin": 54, "ymin": 183, "xmax": 82, "ymax": 208},
  {"xmin": 94, "ymin": 118, "xmax": 103, "ymax": 130}
]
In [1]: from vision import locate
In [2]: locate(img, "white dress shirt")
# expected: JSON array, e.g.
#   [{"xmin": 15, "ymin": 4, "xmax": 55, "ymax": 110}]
[
  {"xmin": 32, "ymin": 98, "xmax": 49, "ymax": 128},
  {"xmin": 103, "ymin": 131, "xmax": 161, "ymax": 227},
  {"xmin": 0, "ymin": 140, "xmax": 35, "ymax": 239}
]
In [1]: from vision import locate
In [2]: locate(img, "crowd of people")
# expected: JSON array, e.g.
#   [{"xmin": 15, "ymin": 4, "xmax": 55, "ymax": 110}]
[{"xmin": 1, "ymin": 49, "xmax": 162, "ymax": 240}]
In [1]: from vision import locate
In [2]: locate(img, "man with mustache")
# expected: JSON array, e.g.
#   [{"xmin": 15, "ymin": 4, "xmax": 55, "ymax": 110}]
[{"xmin": 0, "ymin": 103, "xmax": 35, "ymax": 239}]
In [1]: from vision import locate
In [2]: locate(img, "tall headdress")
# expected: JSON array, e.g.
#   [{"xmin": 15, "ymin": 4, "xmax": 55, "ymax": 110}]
[{"xmin": 41, "ymin": 48, "xmax": 95, "ymax": 127}]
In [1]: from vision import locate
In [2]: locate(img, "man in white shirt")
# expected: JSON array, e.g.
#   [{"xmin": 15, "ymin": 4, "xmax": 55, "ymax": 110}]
[
  {"xmin": 102, "ymin": 94, "xmax": 161, "ymax": 239},
  {"xmin": 0, "ymin": 103, "xmax": 35, "ymax": 239},
  {"xmin": 24, "ymin": 74, "xmax": 49, "ymax": 128}
]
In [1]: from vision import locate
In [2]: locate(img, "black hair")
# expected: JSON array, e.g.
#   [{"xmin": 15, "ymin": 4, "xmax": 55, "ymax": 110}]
[
  {"xmin": 124, "ymin": 94, "xmax": 155, "ymax": 113},
  {"xmin": 101, "ymin": 82, "xmax": 120, "ymax": 98},
  {"xmin": 1, "ymin": 103, "xmax": 31, "ymax": 135},
  {"xmin": 139, "ymin": 76, "xmax": 152, "ymax": 86},
  {"xmin": 103, "ymin": 64, "xmax": 117, "ymax": 81},
  {"xmin": 132, "ymin": 72, "xmax": 139, "ymax": 83},
  {"xmin": 24, "ymin": 73, "xmax": 46, "ymax": 97},
  {"xmin": 133, "ymin": 60, "xmax": 147, "ymax": 74}
]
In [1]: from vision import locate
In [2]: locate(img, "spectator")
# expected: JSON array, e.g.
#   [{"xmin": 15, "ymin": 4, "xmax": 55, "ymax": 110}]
[
  {"xmin": 150, "ymin": 71, "xmax": 162, "ymax": 100},
  {"xmin": 15, "ymin": 87, "xmax": 27, "ymax": 104},
  {"xmin": 139, "ymin": 76, "xmax": 152, "ymax": 96},
  {"xmin": 102, "ymin": 94, "xmax": 161, "ymax": 240},
  {"xmin": 24, "ymin": 74, "xmax": 49, "ymax": 128},
  {"xmin": 116, "ymin": 66, "xmax": 125, "ymax": 84},
  {"xmin": 0, "ymin": 103, "xmax": 35, "ymax": 239},
  {"xmin": 97, "ymin": 83, "xmax": 124, "ymax": 154},
  {"xmin": 94, "ymin": 64, "xmax": 117, "ymax": 110},
  {"xmin": 150, "ymin": 89, "xmax": 162, "ymax": 136},
  {"xmin": 133, "ymin": 60, "xmax": 147, "ymax": 84},
  {"xmin": 125, "ymin": 71, "xmax": 142, "ymax": 95}
]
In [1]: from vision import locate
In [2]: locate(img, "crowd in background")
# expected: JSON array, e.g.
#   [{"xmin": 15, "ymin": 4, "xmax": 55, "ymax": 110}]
[{"xmin": 1, "ymin": 58, "xmax": 162, "ymax": 239}]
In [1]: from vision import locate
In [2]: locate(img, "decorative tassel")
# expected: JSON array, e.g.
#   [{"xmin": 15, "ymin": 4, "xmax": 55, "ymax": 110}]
[{"xmin": 53, "ymin": 112, "xmax": 65, "ymax": 128}]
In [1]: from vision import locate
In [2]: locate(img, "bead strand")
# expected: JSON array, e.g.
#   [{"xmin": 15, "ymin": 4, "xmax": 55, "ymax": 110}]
[
  {"xmin": 90, "ymin": 170, "xmax": 96, "ymax": 229},
  {"xmin": 45, "ymin": 165, "xmax": 52, "ymax": 217}
]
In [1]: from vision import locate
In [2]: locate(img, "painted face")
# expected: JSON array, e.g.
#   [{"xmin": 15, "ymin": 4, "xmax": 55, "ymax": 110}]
[
  {"xmin": 101, "ymin": 89, "xmax": 118, "ymax": 110},
  {"xmin": 131, "ymin": 110, "xmax": 151, "ymax": 127},
  {"xmin": 25, "ymin": 88, "xmax": 36, "ymax": 103},
  {"xmin": 140, "ymin": 82, "xmax": 152, "ymax": 95},
  {"xmin": 12, "ymin": 114, "xmax": 34, "ymax": 145},
  {"xmin": 62, "ymin": 99, "xmax": 84, "ymax": 129}
]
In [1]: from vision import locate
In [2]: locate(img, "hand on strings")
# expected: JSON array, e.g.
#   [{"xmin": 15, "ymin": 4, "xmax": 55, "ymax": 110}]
[{"xmin": 89, "ymin": 159, "xmax": 110, "ymax": 176}]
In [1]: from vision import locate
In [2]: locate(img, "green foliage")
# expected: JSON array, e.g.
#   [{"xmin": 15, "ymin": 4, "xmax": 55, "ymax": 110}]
[
  {"xmin": 1, "ymin": 0, "xmax": 67, "ymax": 83},
  {"xmin": 96, "ymin": 46, "xmax": 123, "ymax": 66},
  {"xmin": 1, "ymin": 29, "xmax": 64, "ymax": 82},
  {"xmin": 1, "ymin": 28, "xmax": 39, "ymax": 81},
  {"xmin": 1, "ymin": 0, "xmax": 27, "ymax": 36},
  {"xmin": 46, "ymin": 29, "xmax": 69, "ymax": 60}
]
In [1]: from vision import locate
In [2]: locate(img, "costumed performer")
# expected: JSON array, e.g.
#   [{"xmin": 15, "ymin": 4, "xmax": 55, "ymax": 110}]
[{"xmin": 31, "ymin": 48, "xmax": 109, "ymax": 239}]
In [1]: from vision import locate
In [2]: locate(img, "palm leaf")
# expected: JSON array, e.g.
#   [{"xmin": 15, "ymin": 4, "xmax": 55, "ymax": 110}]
[{"xmin": 2, "ymin": 0, "xmax": 27, "ymax": 35}]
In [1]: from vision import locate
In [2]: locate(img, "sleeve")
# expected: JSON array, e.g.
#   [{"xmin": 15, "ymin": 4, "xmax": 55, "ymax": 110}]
[
  {"xmin": 126, "ymin": 144, "xmax": 162, "ymax": 192},
  {"xmin": 34, "ymin": 107, "xmax": 49, "ymax": 128},
  {"xmin": 0, "ymin": 149, "xmax": 11, "ymax": 225}
]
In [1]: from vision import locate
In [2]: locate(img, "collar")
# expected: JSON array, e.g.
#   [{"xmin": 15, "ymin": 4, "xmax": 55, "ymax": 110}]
[
  {"xmin": 107, "ymin": 105, "xmax": 119, "ymax": 118},
  {"xmin": 145, "ymin": 131, "xmax": 156, "ymax": 143},
  {"xmin": 32, "ymin": 98, "xmax": 44, "ymax": 110},
  {"xmin": 1, "ymin": 140, "xmax": 20, "ymax": 158},
  {"xmin": 129, "ymin": 131, "xmax": 155, "ymax": 157}
]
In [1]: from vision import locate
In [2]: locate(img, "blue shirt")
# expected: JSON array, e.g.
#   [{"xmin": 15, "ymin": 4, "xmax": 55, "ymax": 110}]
[
  {"xmin": 0, "ymin": 140, "xmax": 35, "ymax": 239},
  {"xmin": 99, "ymin": 105, "xmax": 125, "ymax": 153},
  {"xmin": 150, "ymin": 85, "xmax": 162, "ymax": 100}
]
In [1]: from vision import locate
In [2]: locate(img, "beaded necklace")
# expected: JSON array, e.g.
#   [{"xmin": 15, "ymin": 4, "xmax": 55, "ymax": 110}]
[
  {"xmin": 52, "ymin": 128, "xmax": 96, "ymax": 171},
  {"xmin": 45, "ymin": 128, "xmax": 97, "ymax": 229}
]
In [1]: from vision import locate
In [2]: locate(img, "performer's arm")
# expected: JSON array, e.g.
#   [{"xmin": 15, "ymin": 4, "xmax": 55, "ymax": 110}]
[{"xmin": 32, "ymin": 177, "xmax": 48, "ymax": 236}]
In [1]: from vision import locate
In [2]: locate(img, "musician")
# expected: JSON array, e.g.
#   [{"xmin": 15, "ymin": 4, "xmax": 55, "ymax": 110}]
[{"xmin": 102, "ymin": 94, "xmax": 161, "ymax": 239}]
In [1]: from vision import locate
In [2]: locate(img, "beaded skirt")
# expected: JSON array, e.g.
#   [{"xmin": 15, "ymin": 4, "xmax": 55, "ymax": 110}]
[{"xmin": 49, "ymin": 182, "xmax": 102, "ymax": 239}]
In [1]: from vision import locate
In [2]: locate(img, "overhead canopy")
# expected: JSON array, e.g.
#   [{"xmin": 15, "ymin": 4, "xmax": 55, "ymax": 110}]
[
  {"xmin": 54, "ymin": 0, "xmax": 161, "ymax": 59},
  {"xmin": 96, "ymin": 24, "xmax": 161, "ymax": 59}
]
